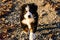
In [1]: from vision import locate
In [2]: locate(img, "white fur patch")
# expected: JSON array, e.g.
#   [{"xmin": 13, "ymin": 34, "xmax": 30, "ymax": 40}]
[
  {"xmin": 29, "ymin": 32, "xmax": 36, "ymax": 40},
  {"xmin": 22, "ymin": 18, "xmax": 34, "ymax": 29},
  {"xmin": 25, "ymin": 5, "xmax": 29, "ymax": 11},
  {"xmin": 24, "ymin": 11, "xmax": 33, "ymax": 19}
]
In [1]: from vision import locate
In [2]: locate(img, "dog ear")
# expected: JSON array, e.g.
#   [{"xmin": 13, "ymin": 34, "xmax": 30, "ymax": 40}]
[
  {"xmin": 29, "ymin": 3, "xmax": 38, "ymax": 12},
  {"xmin": 20, "ymin": 4, "xmax": 27, "ymax": 21},
  {"xmin": 20, "ymin": 4, "xmax": 27, "ymax": 13}
]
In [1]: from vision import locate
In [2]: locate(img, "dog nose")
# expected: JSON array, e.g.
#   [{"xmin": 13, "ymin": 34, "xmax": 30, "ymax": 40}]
[{"xmin": 28, "ymin": 15, "xmax": 31, "ymax": 18}]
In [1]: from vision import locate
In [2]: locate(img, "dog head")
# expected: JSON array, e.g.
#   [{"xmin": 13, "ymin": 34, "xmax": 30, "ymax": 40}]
[{"xmin": 20, "ymin": 3, "xmax": 38, "ymax": 25}]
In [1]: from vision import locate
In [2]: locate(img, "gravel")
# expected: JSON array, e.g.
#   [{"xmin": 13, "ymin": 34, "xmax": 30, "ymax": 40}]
[{"xmin": 0, "ymin": 0, "xmax": 60, "ymax": 40}]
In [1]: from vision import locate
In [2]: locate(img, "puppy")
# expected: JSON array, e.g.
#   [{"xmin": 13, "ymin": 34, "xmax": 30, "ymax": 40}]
[{"xmin": 20, "ymin": 3, "xmax": 38, "ymax": 40}]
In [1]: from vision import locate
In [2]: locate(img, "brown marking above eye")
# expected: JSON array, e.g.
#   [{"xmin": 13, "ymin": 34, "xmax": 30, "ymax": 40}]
[
  {"xmin": 25, "ymin": 11, "xmax": 27, "ymax": 12},
  {"xmin": 24, "ymin": 10, "xmax": 28, "ymax": 13}
]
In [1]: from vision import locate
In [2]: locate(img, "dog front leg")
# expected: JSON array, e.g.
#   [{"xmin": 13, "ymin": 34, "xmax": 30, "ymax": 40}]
[{"xmin": 28, "ymin": 24, "xmax": 36, "ymax": 40}]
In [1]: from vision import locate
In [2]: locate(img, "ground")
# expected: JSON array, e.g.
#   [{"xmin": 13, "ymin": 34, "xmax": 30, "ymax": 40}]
[{"xmin": 0, "ymin": 0, "xmax": 60, "ymax": 40}]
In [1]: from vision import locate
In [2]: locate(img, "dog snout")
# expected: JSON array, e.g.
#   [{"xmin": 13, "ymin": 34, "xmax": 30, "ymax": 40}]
[{"xmin": 28, "ymin": 15, "xmax": 31, "ymax": 18}]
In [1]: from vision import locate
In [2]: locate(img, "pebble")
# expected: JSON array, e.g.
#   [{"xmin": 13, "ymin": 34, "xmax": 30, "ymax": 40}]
[
  {"xmin": 5, "ymin": 20, "xmax": 9, "ymax": 23},
  {"xmin": 11, "ymin": 35, "xmax": 15, "ymax": 38},
  {"xmin": 49, "ymin": 38, "xmax": 52, "ymax": 40}
]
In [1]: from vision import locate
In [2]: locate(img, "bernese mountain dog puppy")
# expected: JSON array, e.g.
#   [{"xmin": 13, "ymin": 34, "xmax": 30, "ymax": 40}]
[{"xmin": 20, "ymin": 3, "xmax": 38, "ymax": 40}]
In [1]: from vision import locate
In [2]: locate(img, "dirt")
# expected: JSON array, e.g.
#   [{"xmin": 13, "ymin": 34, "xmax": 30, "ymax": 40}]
[{"xmin": 0, "ymin": 0, "xmax": 60, "ymax": 40}]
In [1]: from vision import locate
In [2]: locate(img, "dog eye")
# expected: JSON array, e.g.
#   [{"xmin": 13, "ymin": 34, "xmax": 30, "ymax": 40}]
[
  {"xmin": 25, "ymin": 11, "xmax": 27, "ymax": 12},
  {"xmin": 25, "ymin": 11, "xmax": 27, "ymax": 13}
]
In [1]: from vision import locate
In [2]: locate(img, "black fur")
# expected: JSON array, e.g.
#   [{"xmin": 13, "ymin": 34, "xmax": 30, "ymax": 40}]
[{"xmin": 20, "ymin": 3, "xmax": 38, "ymax": 33}]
